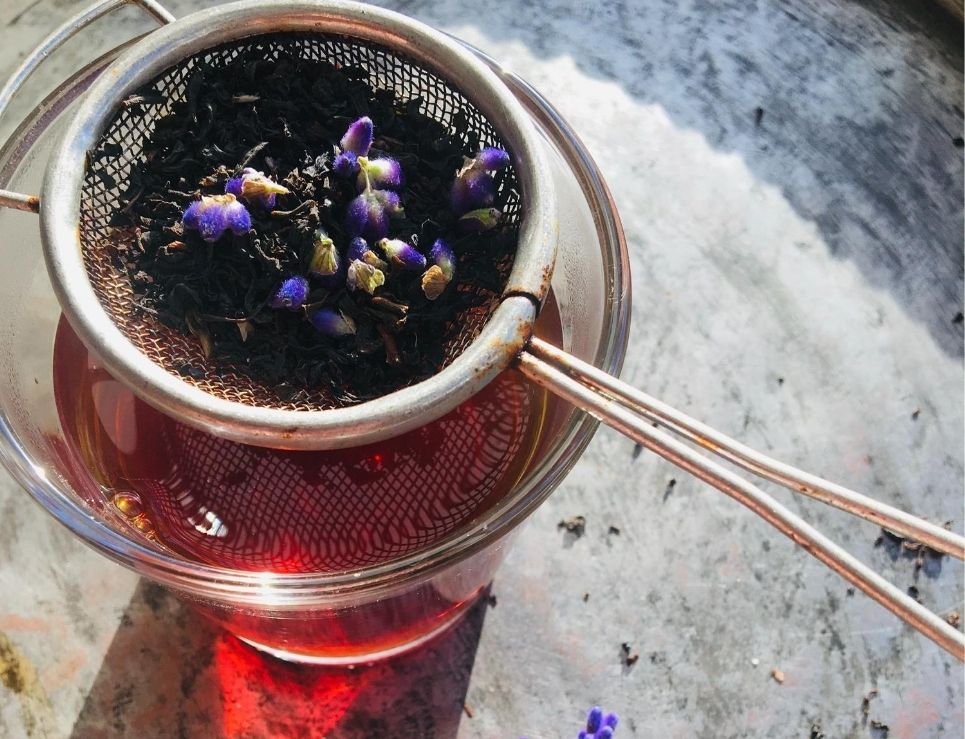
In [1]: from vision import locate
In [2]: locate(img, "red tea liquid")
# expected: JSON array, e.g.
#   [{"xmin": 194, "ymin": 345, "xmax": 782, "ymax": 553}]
[{"xmin": 53, "ymin": 298, "xmax": 568, "ymax": 658}]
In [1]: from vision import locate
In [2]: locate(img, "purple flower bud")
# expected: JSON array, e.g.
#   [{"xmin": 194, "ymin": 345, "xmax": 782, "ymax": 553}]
[
  {"xmin": 473, "ymin": 146, "xmax": 511, "ymax": 172},
  {"xmin": 340, "ymin": 116, "xmax": 374, "ymax": 156},
  {"xmin": 373, "ymin": 188, "xmax": 404, "ymax": 216},
  {"xmin": 586, "ymin": 707, "xmax": 604, "ymax": 733},
  {"xmin": 333, "ymin": 151, "xmax": 360, "ymax": 178},
  {"xmin": 376, "ymin": 238, "xmax": 426, "ymax": 271},
  {"xmin": 596, "ymin": 728, "xmax": 614, "ymax": 739},
  {"xmin": 429, "ymin": 239, "xmax": 456, "ymax": 281},
  {"xmin": 182, "ymin": 200, "xmax": 203, "ymax": 230},
  {"xmin": 347, "ymin": 236, "xmax": 388, "ymax": 270},
  {"xmin": 421, "ymin": 240, "xmax": 456, "ymax": 300},
  {"xmin": 346, "ymin": 259, "xmax": 385, "ymax": 295},
  {"xmin": 183, "ymin": 194, "xmax": 252, "ymax": 242},
  {"xmin": 358, "ymin": 157, "xmax": 403, "ymax": 191},
  {"xmin": 578, "ymin": 733, "xmax": 588, "ymax": 739},
  {"xmin": 269, "ymin": 275, "xmax": 309, "ymax": 310},
  {"xmin": 225, "ymin": 167, "xmax": 289, "ymax": 209},
  {"xmin": 309, "ymin": 229, "xmax": 339, "ymax": 277},
  {"xmin": 457, "ymin": 207, "xmax": 502, "ymax": 233},
  {"xmin": 450, "ymin": 169, "xmax": 495, "ymax": 214},
  {"xmin": 346, "ymin": 191, "xmax": 389, "ymax": 240},
  {"xmin": 347, "ymin": 236, "xmax": 368, "ymax": 262},
  {"xmin": 310, "ymin": 308, "xmax": 356, "ymax": 337},
  {"xmin": 603, "ymin": 714, "xmax": 619, "ymax": 730}
]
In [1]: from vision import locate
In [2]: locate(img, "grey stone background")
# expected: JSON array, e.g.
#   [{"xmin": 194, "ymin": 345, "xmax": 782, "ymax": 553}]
[{"xmin": 0, "ymin": 0, "xmax": 961, "ymax": 737}]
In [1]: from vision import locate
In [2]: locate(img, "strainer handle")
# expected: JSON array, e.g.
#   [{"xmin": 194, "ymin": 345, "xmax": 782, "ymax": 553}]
[
  {"xmin": 0, "ymin": 0, "xmax": 175, "ymax": 213},
  {"xmin": 518, "ymin": 336, "xmax": 965, "ymax": 660}
]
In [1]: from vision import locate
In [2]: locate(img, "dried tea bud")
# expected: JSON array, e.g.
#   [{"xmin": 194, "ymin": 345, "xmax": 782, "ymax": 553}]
[{"xmin": 269, "ymin": 275, "xmax": 310, "ymax": 310}]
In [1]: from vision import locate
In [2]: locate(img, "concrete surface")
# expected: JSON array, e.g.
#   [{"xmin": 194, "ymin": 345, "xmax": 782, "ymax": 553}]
[{"xmin": 0, "ymin": 0, "xmax": 962, "ymax": 737}]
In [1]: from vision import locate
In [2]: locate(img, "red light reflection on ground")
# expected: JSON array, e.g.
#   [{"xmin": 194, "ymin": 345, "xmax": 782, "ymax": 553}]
[{"xmin": 215, "ymin": 634, "xmax": 372, "ymax": 737}]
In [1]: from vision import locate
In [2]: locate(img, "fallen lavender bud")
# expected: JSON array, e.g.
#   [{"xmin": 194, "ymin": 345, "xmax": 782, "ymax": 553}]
[
  {"xmin": 308, "ymin": 229, "xmax": 339, "ymax": 277},
  {"xmin": 376, "ymin": 238, "xmax": 426, "ymax": 271},
  {"xmin": 340, "ymin": 116, "xmax": 374, "ymax": 156},
  {"xmin": 269, "ymin": 275, "xmax": 310, "ymax": 311},
  {"xmin": 225, "ymin": 167, "xmax": 289, "ymax": 209},
  {"xmin": 346, "ymin": 259, "xmax": 385, "ymax": 295},
  {"xmin": 310, "ymin": 308, "xmax": 357, "ymax": 337},
  {"xmin": 182, "ymin": 194, "xmax": 251, "ymax": 242},
  {"xmin": 458, "ymin": 206, "xmax": 502, "ymax": 233},
  {"xmin": 578, "ymin": 706, "xmax": 619, "ymax": 739}
]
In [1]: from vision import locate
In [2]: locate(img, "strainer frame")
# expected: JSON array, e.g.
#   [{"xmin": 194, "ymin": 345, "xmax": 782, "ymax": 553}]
[{"xmin": 39, "ymin": 0, "xmax": 558, "ymax": 450}]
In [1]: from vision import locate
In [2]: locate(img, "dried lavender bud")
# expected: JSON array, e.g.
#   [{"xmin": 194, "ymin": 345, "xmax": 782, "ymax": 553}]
[
  {"xmin": 376, "ymin": 238, "xmax": 426, "ymax": 271},
  {"xmin": 450, "ymin": 169, "xmax": 495, "ymax": 214},
  {"xmin": 269, "ymin": 275, "xmax": 310, "ymax": 310},
  {"xmin": 429, "ymin": 239, "xmax": 456, "ymax": 280},
  {"xmin": 182, "ymin": 194, "xmax": 252, "ymax": 242},
  {"xmin": 225, "ymin": 167, "xmax": 289, "ymax": 209},
  {"xmin": 346, "ymin": 259, "xmax": 385, "ymax": 294},
  {"xmin": 308, "ymin": 228, "xmax": 338, "ymax": 276},
  {"xmin": 346, "ymin": 190, "xmax": 404, "ymax": 240},
  {"xmin": 340, "ymin": 116, "xmax": 374, "ymax": 156},
  {"xmin": 421, "ymin": 238, "xmax": 456, "ymax": 300},
  {"xmin": 358, "ymin": 156, "xmax": 404, "ymax": 191},
  {"xmin": 579, "ymin": 706, "xmax": 619, "ymax": 739},
  {"xmin": 346, "ymin": 191, "xmax": 388, "ymax": 240},
  {"xmin": 472, "ymin": 146, "xmax": 511, "ymax": 172},
  {"xmin": 332, "ymin": 151, "xmax": 360, "ymax": 178},
  {"xmin": 310, "ymin": 308, "xmax": 356, "ymax": 337},
  {"xmin": 348, "ymin": 236, "xmax": 388, "ymax": 270},
  {"xmin": 457, "ymin": 206, "xmax": 502, "ymax": 233}
]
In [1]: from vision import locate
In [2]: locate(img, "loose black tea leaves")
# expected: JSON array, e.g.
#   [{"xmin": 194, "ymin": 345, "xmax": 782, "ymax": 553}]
[{"xmin": 107, "ymin": 48, "xmax": 520, "ymax": 404}]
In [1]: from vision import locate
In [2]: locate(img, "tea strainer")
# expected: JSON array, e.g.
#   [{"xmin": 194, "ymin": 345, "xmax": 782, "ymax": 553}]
[{"xmin": 0, "ymin": 0, "xmax": 961, "ymax": 657}]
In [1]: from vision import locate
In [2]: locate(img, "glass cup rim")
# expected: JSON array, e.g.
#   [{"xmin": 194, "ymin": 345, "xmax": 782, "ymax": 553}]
[{"xmin": 0, "ymin": 39, "xmax": 631, "ymax": 603}]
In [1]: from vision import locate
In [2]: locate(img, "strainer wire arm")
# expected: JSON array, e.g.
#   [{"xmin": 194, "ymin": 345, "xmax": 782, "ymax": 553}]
[
  {"xmin": 0, "ymin": 0, "xmax": 175, "ymax": 214},
  {"xmin": 517, "ymin": 340, "xmax": 965, "ymax": 661},
  {"xmin": 528, "ymin": 337, "xmax": 965, "ymax": 560}
]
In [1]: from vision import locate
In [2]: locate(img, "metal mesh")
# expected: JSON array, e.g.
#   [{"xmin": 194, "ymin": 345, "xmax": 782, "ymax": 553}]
[
  {"xmin": 138, "ymin": 371, "xmax": 534, "ymax": 572},
  {"xmin": 80, "ymin": 33, "xmax": 520, "ymax": 411}
]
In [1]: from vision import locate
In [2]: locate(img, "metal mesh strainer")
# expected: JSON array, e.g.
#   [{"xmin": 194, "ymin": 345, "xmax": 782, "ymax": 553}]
[
  {"xmin": 0, "ymin": 0, "xmax": 962, "ymax": 659},
  {"xmin": 82, "ymin": 32, "xmax": 523, "ymax": 412},
  {"xmin": 40, "ymin": 0, "xmax": 557, "ymax": 449}
]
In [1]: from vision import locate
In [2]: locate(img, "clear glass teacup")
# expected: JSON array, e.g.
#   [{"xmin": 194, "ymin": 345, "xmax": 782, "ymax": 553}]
[{"xmin": 0, "ymin": 42, "xmax": 629, "ymax": 664}]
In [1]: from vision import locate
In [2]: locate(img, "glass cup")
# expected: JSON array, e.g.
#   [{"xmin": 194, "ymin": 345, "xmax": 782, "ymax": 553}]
[{"xmin": 0, "ymin": 41, "xmax": 630, "ymax": 664}]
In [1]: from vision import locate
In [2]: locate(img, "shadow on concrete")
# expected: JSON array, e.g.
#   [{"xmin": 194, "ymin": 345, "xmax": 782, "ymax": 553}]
[{"xmin": 70, "ymin": 580, "xmax": 490, "ymax": 738}]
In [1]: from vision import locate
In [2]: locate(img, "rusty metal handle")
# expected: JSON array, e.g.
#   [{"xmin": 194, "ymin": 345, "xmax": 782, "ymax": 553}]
[
  {"xmin": 0, "ymin": 0, "xmax": 175, "ymax": 213},
  {"xmin": 518, "ymin": 336, "xmax": 965, "ymax": 661}
]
